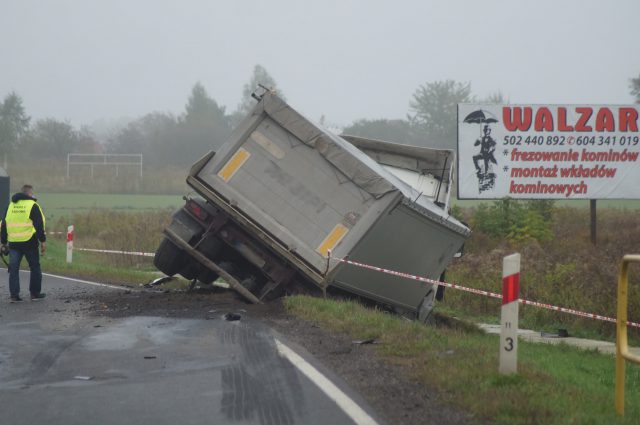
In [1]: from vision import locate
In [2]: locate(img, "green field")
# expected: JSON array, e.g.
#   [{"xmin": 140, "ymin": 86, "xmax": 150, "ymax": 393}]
[
  {"xmin": 33, "ymin": 192, "xmax": 640, "ymax": 221},
  {"xmin": 37, "ymin": 193, "xmax": 183, "ymax": 220},
  {"xmin": 30, "ymin": 192, "xmax": 640, "ymax": 230}
]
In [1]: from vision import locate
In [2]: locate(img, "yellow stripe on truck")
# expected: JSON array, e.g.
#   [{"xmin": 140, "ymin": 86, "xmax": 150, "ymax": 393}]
[
  {"xmin": 316, "ymin": 224, "xmax": 349, "ymax": 257},
  {"xmin": 218, "ymin": 148, "xmax": 251, "ymax": 182}
]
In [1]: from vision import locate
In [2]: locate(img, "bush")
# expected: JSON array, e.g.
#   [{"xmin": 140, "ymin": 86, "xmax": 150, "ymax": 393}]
[
  {"xmin": 471, "ymin": 198, "xmax": 554, "ymax": 243},
  {"xmin": 448, "ymin": 204, "xmax": 640, "ymax": 340}
]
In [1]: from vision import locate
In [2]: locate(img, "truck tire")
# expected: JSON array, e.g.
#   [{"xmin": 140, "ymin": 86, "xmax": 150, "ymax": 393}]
[
  {"xmin": 194, "ymin": 238, "xmax": 224, "ymax": 283},
  {"xmin": 197, "ymin": 269, "xmax": 219, "ymax": 284},
  {"xmin": 154, "ymin": 238, "xmax": 188, "ymax": 276}
]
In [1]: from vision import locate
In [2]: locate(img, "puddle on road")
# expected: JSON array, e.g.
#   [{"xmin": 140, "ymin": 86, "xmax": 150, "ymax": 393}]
[{"xmin": 81, "ymin": 316, "xmax": 203, "ymax": 351}]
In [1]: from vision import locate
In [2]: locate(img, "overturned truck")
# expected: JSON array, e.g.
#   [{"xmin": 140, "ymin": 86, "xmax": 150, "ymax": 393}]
[{"xmin": 154, "ymin": 90, "xmax": 470, "ymax": 320}]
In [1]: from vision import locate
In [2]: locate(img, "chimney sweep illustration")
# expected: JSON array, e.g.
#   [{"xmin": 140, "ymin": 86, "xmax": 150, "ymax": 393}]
[
  {"xmin": 473, "ymin": 125, "xmax": 497, "ymax": 175},
  {"xmin": 463, "ymin": 109, "xmax": 499, "ymax": 193}
]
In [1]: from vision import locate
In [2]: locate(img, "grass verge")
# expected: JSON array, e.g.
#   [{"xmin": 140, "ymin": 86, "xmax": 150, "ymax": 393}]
[{"xmin": 284, "ymin": 295, "xmax": 640, "ymax": 425}]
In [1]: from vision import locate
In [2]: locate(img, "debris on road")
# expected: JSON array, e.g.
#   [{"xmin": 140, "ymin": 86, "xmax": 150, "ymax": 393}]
[
  {"xmin": 143, "ymin": 276, "xmax": 175, "ymax": 288},
  {"xmin": 352, "ymin": 338, "xmax": 380, "ymax": 345},
  {"xmin": 541, "ymin": 329, "xmax": 569, "ymax": 338},
  {"xmin": 212, "ymin": 280, "xmax": 230, "ymax": 289},
  {"xmin": 223, "ymin": 313, "xmax": 241, "ymax": 321}
]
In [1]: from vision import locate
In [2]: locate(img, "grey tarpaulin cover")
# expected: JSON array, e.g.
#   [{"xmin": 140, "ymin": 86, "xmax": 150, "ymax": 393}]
[
  {"xmin": 262, "ymin": 93, "xmax": 396, "ymax": 198},
  {"xmin": 260, "ymin": 92, "xmax": 468, "ymax": 235}
]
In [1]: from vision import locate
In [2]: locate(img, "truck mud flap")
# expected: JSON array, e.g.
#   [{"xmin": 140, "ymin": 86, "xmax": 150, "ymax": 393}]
[{"xmin": 163, "ymin": 228, "xmax": 262, "ymax": 304}]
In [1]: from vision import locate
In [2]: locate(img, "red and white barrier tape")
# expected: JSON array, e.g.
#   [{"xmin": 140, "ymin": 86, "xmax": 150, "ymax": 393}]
[
  {"xmin": 518, "ymin": 298, "xmax": 629, "ymax": 326},
  {"xmin": 327, "ymin": 252, "xmax": 640, "ymax": 329},
  {"xmin": 51, "ymin": 234, "xmax": 640, "ymax": 328},
  {"xmin": 76, "ymin": 248, "xmax": 155, "ymax": 257},
  {"xmin": 50, "ymin": 230, "xmax": 153, "ymax": 258}
]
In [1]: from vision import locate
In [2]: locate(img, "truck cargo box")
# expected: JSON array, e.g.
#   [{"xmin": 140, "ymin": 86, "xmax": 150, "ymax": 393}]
[{"xmin": 158, "ymin": 90, "xmax": 470, "ymax": 319}]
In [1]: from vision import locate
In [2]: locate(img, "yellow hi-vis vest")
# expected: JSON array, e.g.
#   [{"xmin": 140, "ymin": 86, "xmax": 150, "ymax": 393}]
[{"xmin": 4, "ymin": 200, "xmax": 45, "ymax": 243}]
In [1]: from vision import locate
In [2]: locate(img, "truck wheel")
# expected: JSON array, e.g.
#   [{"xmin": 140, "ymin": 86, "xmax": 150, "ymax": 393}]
[
  {"xmin": 193, "ymin": 237, "xmax": 224, "ymax": 283},
  {"xmin": 179, "ymin": 260, "xmax": 200, "ymax": 280},
  {"xmin": 154, "ymin": 238, "xmax": 187, "ymax": 276},
  {"xmin": 197, "ymin": 236, "xmax": 223, "ymax": 258},
  {"xmin": 197, "ymin": 268, "xmax": 219, "ymax": 284}
]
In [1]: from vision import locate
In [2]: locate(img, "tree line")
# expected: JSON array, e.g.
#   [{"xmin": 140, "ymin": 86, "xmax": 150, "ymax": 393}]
[
  {"xmin": 344, "ymin": 75, "xmax": 640, "ymax": 151},
  {"xmin": 2, "ymin": 68, "xmax": 639, "ymax": 167}
]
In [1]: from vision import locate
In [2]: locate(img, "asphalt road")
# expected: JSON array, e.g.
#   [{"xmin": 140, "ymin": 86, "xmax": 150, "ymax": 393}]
[{"xmin": 0, "ymin": 271, "xmax": 385, "ymax": 425}]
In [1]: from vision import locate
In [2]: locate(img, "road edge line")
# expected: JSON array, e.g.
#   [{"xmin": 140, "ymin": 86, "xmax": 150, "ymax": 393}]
[
  {"xmin": 40, "ymin": 271, "xmax": 130, "ymax": 291},
  {"xmin": 274, "ymin": 338, "xmax": 379, "ymax": 425}
]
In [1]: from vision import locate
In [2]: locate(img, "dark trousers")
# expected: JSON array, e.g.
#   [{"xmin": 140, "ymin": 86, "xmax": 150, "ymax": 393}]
[{"xmin": 8, "ymin": 246, "xmax": 41, "ymax": 297}]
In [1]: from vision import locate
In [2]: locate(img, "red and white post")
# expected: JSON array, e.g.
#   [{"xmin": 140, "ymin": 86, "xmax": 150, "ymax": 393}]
[
  {"xmin": 499, "ymin": 253, "xmax": 520, "ymax": 374},
  {"xmin": 66, "ymin": 225, "xmax": 74, "ymax": 264}
]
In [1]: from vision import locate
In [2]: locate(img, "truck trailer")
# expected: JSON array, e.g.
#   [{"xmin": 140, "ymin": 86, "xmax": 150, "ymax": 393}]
[{"xmin": 154, "ymin": 89, "xmax": 470, "ymax": 320}]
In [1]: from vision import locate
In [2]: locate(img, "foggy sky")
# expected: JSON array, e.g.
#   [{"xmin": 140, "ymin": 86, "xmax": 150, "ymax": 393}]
[{"xmin": 1, "ymin": 0, "xmax": 639, "ymax": 131}]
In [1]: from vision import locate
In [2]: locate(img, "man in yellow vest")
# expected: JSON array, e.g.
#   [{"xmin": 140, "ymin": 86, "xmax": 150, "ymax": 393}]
[{"xmin": 1, "ymin": 184, "xmax": 46, "ymax": 302}]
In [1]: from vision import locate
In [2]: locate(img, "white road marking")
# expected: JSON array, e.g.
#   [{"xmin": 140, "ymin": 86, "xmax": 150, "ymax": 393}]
[
  {"xmin": 43, "ymin": 272, "xmax": 131, "ymax": 291},
  {"xmin": 13, "ymin": 269, "xmax": 130, "ymax": 291},
  {"xmin": 274, "ymin": 339, "xmax": 380, "ymax": 425}
]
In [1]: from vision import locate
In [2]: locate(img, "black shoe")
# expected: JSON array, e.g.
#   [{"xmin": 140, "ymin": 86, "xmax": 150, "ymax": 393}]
[
  {"xmin": 30, "ymin": 293, "xmax": 46, "ymax": 301},
  {"xmin": 10, "ymin": 296, "xmax": 23, "ymax": 303}
]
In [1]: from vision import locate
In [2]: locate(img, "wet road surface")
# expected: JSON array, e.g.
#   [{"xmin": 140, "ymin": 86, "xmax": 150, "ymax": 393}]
[{"xmin": 0, "ymin": 271, "xmax": 384, "ymax": 425}]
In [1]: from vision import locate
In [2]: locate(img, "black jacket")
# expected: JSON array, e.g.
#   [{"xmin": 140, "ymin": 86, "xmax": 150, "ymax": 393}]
[{"xmin": 1, "ymin": 192, "xmax": 46, "ymax": 248}]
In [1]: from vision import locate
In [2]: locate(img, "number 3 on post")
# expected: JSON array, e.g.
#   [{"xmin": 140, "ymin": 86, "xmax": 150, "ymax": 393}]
[{"xmin": 500, "ymin": 254, "xmax": 520, "ymax": 374}]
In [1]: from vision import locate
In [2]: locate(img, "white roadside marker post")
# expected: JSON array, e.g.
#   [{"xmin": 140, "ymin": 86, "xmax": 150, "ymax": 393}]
[
  {"xmin": 499, "ymin": 253, "xmax": 520, "ymax": 374},
  {"xmin": 66, "ymin": 225, "xmax": 74, "ymax": 264}
]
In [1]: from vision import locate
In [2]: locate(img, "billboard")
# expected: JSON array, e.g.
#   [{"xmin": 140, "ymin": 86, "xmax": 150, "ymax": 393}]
[{"xmin": 457, "ymin": 104, "xmax": 640, "ymax": 199}]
